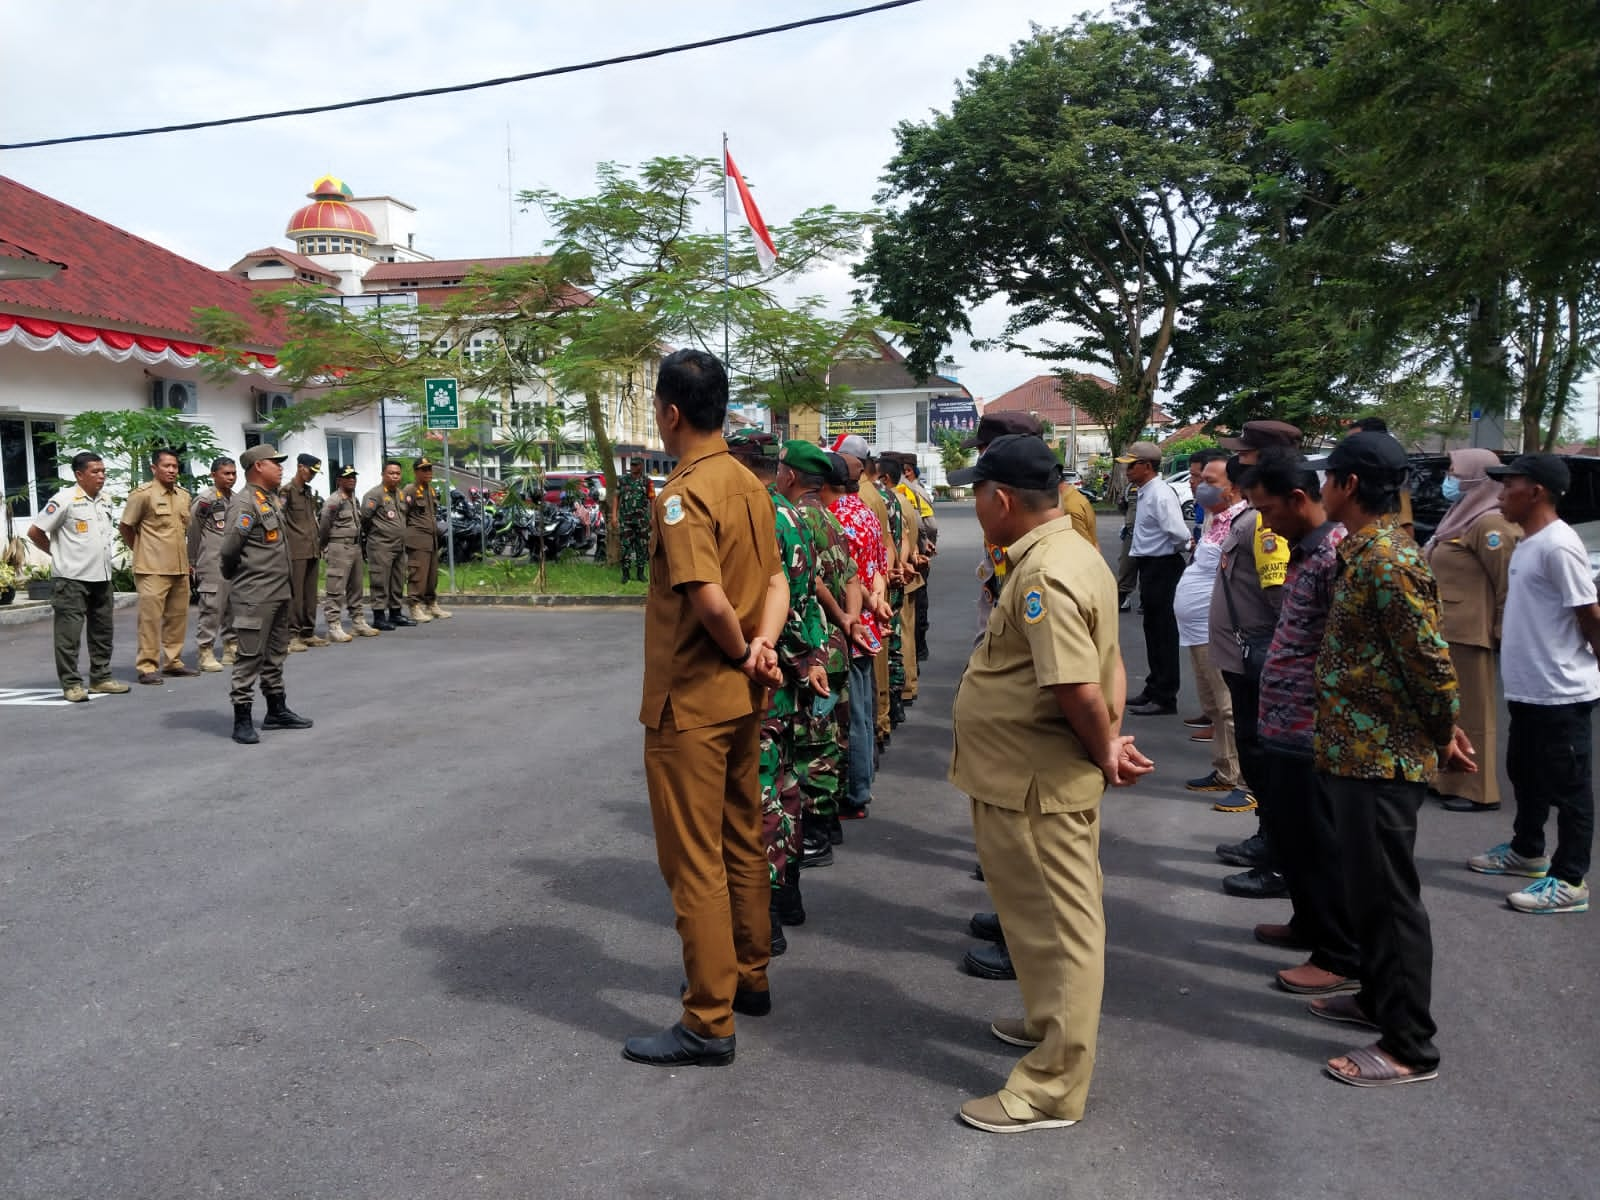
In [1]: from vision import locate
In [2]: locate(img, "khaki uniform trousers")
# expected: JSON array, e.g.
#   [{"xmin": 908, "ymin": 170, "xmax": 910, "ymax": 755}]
[
  {"xmin": 288, "ymin": 557, "xmax": 320, "ymax": 637},
  {"xmin": 901, "ymin": 585, "xmax": 920, "ymax": 702},
  {"xmin": 1438, "ymin": 641, "xmax": 1498, "ymax": 807},
  {"xmin": 406, "ymin": 545, "xmax": 439, "ymax": 606},
  {"xmin": 195, "ymin": 579, "xmax": 235, "ymax": 653},
  {"xmin": 367, "ymin": 542, "xmax": 405, "ymax": 610},
  {"xmin": 645, "ymin": 707, "xmax": 769, "ymax": 1039},
  {"xmin": 973, "ymin": 792, "xmax": 1105, "ymax": 1122},
  {"xmin": 230, "ymin": 598, "xmax": 292, "ymax": 706},
  {"xmin": 874, "ymin": 640, "xmax": 891, "ymax": 739},
  {"xmin": 134, "ymin": 572, "xmax": 188, "ymax": 673},
  {"xmin": 1187, "ymin": 643, "xmax": 1241, "ymax": 788},
  {"xmin": 323, "ymin": 541, "xmax": 365, "ymax": 625}
]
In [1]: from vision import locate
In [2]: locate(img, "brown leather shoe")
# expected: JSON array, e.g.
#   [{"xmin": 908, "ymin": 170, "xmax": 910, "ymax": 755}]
[
  {"xmin": 137, "ymin": 671, "xmax": 165, "ymax": 685},
  {"xmin": 162, "ymin": 663, "xmax": 200, "ymax": 677},
  {"xmin": 1276, "ymin": 961, "xmax": 1361, "ymax": 995},
  {"xmin": 1190, "ymin": 727, "xmax": 1214, "ymax": 742}
]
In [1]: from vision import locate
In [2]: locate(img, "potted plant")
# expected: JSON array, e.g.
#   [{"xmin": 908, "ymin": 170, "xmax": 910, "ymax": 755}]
[
  {"xmin": 23, "ymin": 562, "xmax": 53, "ymax": 601},
  {"xmin": 0, "ymin": 561, "xmax": 16, "ymax": 605}
]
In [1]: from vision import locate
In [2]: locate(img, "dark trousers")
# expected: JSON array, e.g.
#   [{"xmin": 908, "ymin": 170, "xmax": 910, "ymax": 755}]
[
  {"xmin": 52, "ymin": 577, "xmax": 115, "ymax": 688},
  {"xmin": 1261, "ymin": 751, "xmax": 1359, "ymax": 977},
  {"xmin": 1221, "ymin": 669, "xmax": 1272, "ymax": 859},
  {"xmin": 288, "ymin": 557, "xmax": 319, "ymax": 637},
  {"xmin": 1321, "ymin": 773, "xmax": 1438, "ymax": 1071},
  {"xmin": 913, "ymin": 568, "xmax": 930, "ymax": 659},
  {"xmin": 1507, "ymin": 699, "xmax": 1596, "ymax": 885},
  {"xmin": 1133, "ymin": 553, "xmax": 1184, "ymax": 705}
]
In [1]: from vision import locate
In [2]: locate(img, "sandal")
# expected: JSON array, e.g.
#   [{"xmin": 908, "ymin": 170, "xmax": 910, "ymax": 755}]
[
  {"xmin": 1307, "ymin": 994, "xmax": 1379, "ymax": 1031},
  {"xmin": 1324, "ymin": 1044, "xmax": 1438, "ymax": 1088}
]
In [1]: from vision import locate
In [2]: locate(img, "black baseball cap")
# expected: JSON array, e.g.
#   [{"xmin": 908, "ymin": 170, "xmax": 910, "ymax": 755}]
[
  {"xmin": 296, "ymin": 453, "xmax": 322, "ymax": 473},
  {"xmin": 1219, "ymin": 419, "xmax": 1302, "ymax": 452},
  {"xmin": 948, "ymin": 434, "xmax": 1062, "ymax": 489},
  {"xmin": 1305, "ymin": 430, "xmax": 1408, "ymax": 474},
  {"xmin": 961, "ymin": 410, "xmax": 1043, "ymax": 450},
  {"xmin": 337, "ymin": 464, "xmax": 358, "ymax": 480},
  {"xmin": 1487, "ymin": 453, "xmax": 1570, "ymax": 497}
]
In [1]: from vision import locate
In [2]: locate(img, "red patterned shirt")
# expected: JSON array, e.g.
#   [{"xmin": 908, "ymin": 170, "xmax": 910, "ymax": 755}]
[{"xmin": 830, "ymin": 491, "xmax": 886, "ymax": 644}]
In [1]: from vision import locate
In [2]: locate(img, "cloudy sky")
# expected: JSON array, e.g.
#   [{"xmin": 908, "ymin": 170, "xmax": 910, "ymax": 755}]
[{"xmin": 1, "ymin": 0, "xmax": 1106, "ymax": 405}]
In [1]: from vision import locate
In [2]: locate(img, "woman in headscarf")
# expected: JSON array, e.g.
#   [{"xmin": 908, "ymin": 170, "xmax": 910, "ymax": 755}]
[{"xmin": 1423, "ymin": 449, "xmax": 1520, "ymax": 812}]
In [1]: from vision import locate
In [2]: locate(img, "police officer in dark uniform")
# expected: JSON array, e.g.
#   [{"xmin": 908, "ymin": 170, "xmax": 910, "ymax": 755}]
[
  {"xmin": 360, "ymin": 460, "xmax": 412, "ymax": 630},
  {"xmin": 401, "ymin": 457, "xmax": 449, "ymax": 623},
  {"xmin": 279, "ymin": 452, "xmax": 326, "ymax": 650},
  {"xmin": 221, "ymin": 445, "xmax": 314, "ymax": 744}
]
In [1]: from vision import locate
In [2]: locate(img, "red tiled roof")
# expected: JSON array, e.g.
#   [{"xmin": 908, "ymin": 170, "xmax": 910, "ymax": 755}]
[
  {"xmin": 230, "ymin": 246, "xmax": 339, "ymax": 283},
  {"xmin": 0, "ymin": 175, "xmax": 277, "ymax": 346},
  {"xmin": 364, "ymin": 256, "xmax": 548, "ymax": 284},
  {"xmin": 1160, "ymin": 421, "xmax": 1209, "ymax": 447},
  {"xmin": 987, "ymin": 374, "xmax": 1113, "ymax": 426}
]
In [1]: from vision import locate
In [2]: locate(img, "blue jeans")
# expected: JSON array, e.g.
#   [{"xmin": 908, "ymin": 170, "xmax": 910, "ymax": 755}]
[{"xmin": 847, "ymin": 653, "xmax": 876, "ymax": 807}]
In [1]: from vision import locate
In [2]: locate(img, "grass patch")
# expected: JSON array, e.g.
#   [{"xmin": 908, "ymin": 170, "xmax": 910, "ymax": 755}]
[{"xmin": 441, "ymin": 555, "xmax": 648, "ymax": 596}]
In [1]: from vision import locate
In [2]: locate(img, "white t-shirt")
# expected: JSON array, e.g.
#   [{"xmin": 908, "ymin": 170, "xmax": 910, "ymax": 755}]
[
  {"xmin": 1499, "ymin": 520, "xmax": 1600, "ymax": 705},
  {"xmin": 1176, "ymin": 538, "xmax": 1221, "ymax": 647}
]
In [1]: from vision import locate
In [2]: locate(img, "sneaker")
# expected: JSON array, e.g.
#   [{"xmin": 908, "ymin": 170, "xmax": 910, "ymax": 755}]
[
  {"xmin": 1506, "ymin": 876, "xmax": 1589, "ymax": 914},
  {"xmin": 1182, "ymin": 714, "xmax": 1212, "ymax": 729},
  {"xmin": 959, "ymin": 1093, "xmax": 1076, "ymax": 1134},
  {"xmin": 62, "ymin": 684, "xmax": 88, "ymax": 703},
  {"xmin": 1213, "ymin": 788, "xmax": 1258, "ymax": 813},
  {"xmin": 1467, "ymin": 842, "xmax": 1550, "ymax": 878},
  {"xmin": 1217, "ymin": 832, "xmax": 1269, "ymax": 867},
  {"xmin": 88, "ymin": 678, "xmax": 130, "ymax": 695},
  {"xmin": 1186, "ymin": 771, "xmax": 1232, "ymax": 793},
  {"xmin": 989, "ymin": 1018, "xmax": 1042, "ymax": 1048}
]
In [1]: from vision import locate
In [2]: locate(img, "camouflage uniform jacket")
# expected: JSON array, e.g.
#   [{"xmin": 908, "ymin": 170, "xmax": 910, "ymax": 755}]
[
  {"xmin": 796, "ymin": 492, "xmax": 856, "ymax": 678},
  {"xmin": 771, "ymin": 490, "xmax": 828, "ymax": 712},
  {"xmin": 617, "ymin": 473, "xmax": 652, "ymax": 531}
]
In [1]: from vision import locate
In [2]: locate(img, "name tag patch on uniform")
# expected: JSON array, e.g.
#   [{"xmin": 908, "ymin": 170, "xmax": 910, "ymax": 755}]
[
  {"xmin": 663, "ymin": 495, "xmax": 685, "ymax": 526},
  {"xmin": 1023, "ymin": 588, "xmax": 1045, "ymax": 624},
  {"xmin": 1486, "ymin": 531, "xmax": 1502, "ymax": 549}
]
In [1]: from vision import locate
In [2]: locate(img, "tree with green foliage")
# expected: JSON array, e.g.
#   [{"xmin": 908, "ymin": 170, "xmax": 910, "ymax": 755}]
[
  {"xmin": 933, "ymin": 427, "xmax": 970, "ymax": 475},
  {"xmin": 858, "ymin": 15, "xmax": 1244, "ymax": 452},
  {"xmin": 50, "ymin": 409, "xmax": 225, "ymax": 503}
]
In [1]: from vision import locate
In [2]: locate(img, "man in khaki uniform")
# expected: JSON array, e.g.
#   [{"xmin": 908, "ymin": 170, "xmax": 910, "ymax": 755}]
[
  {"xmin": 320, "ymin": 465, "xmax": 378, "ymax": 641},
  {"xmin": 360, "ymin": 461, "xmax": 411, "ymax": 630},
  {"xmin": 401, "ymin": 457, "xmax": 450, "ymax": 623},
  {"xmin": 883, "ymin": 453, "xmax": 925, "ymax": 705},
  {"xmin": 120, "ymin": 447, "xmax": 195, "ymax": 683},
  {"xmin": 948, "ymin": 434, "xmax": 1151, "ymax": 1134},
  {"xmin": 623, "ymin": 348, "xmax": 787, "ymax": 1069},
  {"xmin": 221, "ymin": 445, "xmax": 313, "ymax": 744},
  {"xmin": 28, "ymin": 451, "xmax": 130, "ymax": 702},
  {"xmin": 279, "ymin": 453, "xmax": 326, "ymax": 651},
  {"xmin": 1059, "ymin": 476, "xmax": 1097, "ymax": 546},
  {"xmin": 188, "ymin": 456, "xmax": 239, "ymax": 672}
]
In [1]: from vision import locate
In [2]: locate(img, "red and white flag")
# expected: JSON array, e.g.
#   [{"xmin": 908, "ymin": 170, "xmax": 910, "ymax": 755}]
[{"xmin": 725, "ymin": 147, "xmax": 779, "ymax": 272}]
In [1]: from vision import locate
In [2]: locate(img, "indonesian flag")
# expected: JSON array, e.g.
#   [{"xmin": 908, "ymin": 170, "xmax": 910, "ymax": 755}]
[{"xmin": 725, "ymin": 147, "xmax": 779, "ymax": 272}]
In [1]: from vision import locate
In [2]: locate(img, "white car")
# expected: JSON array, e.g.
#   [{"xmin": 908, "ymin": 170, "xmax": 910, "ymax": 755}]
[{"xmin": 1164, "ymin": 469, "xmax": 1196, "ymax": 525}]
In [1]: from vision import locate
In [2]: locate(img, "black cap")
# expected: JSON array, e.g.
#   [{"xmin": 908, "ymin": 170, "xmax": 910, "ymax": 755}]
[
  {"xmin": 948, "ymin": 434, "xmax": 1063, "ymax": 489},
  {"xmin": 337, "ymin": 464, "xmax": 358, "ymax": 480},
  {"xmin": 1218, "ymin": 420, "xmax": 1302, "ymax": 452},
  {"xmin": 1306, "ymin": 430, "xmax": 1408, "ymax": 474},
  {"xmin": 961, "ymin": 410, "xmax": 1043, "ymax": 450},
  {"xmin": 1487, "ymin": 453, "xmax": 1570, "ymax": 497},
  {"xmin": 413, "ymin": 457, "xmax": 435, "ymax": 470},
  {"xmin": 824, "ymin": 451, "xmax": 851, "ymax": 488},
  {"xmin": 296, "ymin": 453, "xmax": 322, "ymax": 473}
]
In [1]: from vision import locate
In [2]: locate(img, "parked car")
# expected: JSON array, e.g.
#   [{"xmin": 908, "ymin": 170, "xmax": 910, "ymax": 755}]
[
  {"xmin": 1406, "ymin": 452, "xmax": 1600, "ymax": 545},
  {"xmin": 1164, "ymin": 468, "xmax": 1196, "ymax": 525}
]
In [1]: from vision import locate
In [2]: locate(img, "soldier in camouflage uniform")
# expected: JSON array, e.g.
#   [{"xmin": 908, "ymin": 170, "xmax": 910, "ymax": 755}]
[
  {"xmin": 728, "ymin": 433, "xmax": 828, "ymax": 956},
  {"xmin": 612, "ymin": 457, "xmax": 652, "ymax": 583},
  {"xmin": 782, "ymin": 442, "xmax": 862, "ymax": 860},
  {"xmin": 874, "ymin": 457, "xmax": 910, "ymax": 727}
]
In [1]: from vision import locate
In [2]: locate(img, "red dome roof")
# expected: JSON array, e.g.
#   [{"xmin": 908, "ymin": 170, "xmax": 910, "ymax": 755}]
[{"xmin": 286, "ymin": 199, "xmax": 375, "ymax": 239}]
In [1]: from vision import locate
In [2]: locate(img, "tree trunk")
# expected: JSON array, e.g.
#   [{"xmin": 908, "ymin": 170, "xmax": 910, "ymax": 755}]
[{"xmin": 584, "ymin": 387, "xmax": 622, "ymax": 566}]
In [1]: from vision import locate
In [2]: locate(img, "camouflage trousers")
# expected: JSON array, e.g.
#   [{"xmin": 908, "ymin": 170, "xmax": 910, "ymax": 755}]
[
  {"xmin": 760, "ymin": 685, "xmax": 804, "ymax": 889},
  {"xmin": 619, "ymin": 523, "xmax": 649, "ymax": 579},
  {"xmin": 795, "ymin": 676, "xmax": 847, "ymax": 819},
  {"xmin": 887, "ymin": 584, "xmax": 906, "ymax": 697}
]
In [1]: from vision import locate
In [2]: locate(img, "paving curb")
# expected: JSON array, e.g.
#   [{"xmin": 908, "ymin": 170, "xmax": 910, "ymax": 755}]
[
  {"xmin": 442, "ymin": 593, "xmax": 646, "ymax": 609},
  {"xmin": 0, "ymin": 591, "xmax": 139, "ymax": 627}
]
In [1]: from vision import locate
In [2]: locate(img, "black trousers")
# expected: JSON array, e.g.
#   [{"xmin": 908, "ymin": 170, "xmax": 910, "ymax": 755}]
[
  {"xmin": 1133, "ymin": 553, "xmax": 1184, "ymax": 706},
  {"xmin": 1507, "ymin": 699, "xmax": 1596, "ymax": 885},
  {"xmin": 1321, "ymin": 773, "xmax": 1438, "ymax": 1071},
  {"xmin": 913, "ymin": 568, "xmax": 930, "ymax": 659},
  {"xmin": 1261, "ymin": 751, "xmax": 1359, "ymax": 977},
  {"xmin": 1221, "ymin": 670, "xmax": 1272, "ymax": 862}
]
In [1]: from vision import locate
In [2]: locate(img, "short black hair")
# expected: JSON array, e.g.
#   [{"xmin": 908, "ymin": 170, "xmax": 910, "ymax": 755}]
[
  {"xmin": 1350, "ymin": 417, "xmax": 1389, "ymax": 433},
  {"xmin": 384, "ymin": 459, "xmax": 402, "ymax": 471},
  {"xmin": 1190, "ymin": 448, "xmax": 1227, "ymax": 467},
  {"xmin": 1327, "ymin": 466, "xmax": 1402, "ymax": 514},
  {"xmin": 656, "ymin": 348, "xmax": 728, "ymax": 432},
  {"xmin": 71, "ymin": 452, "xmax": 103, "ymax": 474},
  {"xmin": 1224, "ymin": 454, "xmax": 1248, "ymax": 486},
  {"xmin": 152, "ymin": 447, "xmax": 180, "ymax": 466},
  {"xmin": 1249, "ymin": 445, "xmax": 1320, "ymax": 501},
  {"xmin": 211, "ymin": 456, "xmax": 235, "ymax": 471},
  {"xmin": 741, "ymin": 453, "xmax": 778, "ymax": 480},
  {"xmin": 879, "ymin": 457, "xmax": 903, "ymax": 485}
]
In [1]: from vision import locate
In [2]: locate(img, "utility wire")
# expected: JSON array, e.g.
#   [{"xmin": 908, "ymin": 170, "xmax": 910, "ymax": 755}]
[{"xmin": 1, "ymin": 0, "xmax": 928, "ymax": 152}]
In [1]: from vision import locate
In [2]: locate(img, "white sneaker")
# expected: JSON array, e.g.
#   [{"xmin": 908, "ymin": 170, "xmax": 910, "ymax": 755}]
[
  {"xmin": 1507, "ymin": 876, "xmax": 1589, "ymax": 914},
  {"xmin": 1467, "ymin": 842, "xmax": 1550, "ymax": 878}
]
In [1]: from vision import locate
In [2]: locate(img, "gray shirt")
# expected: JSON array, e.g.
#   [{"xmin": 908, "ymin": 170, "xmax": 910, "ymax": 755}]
[
  {"xmin": 219, "ymin": 484, "xmax": 293, "ymax": 605},
  {"xmin": 187, "ymin": 487, "xmax": 234, "ymax": 590},
  {"xmin": 1129, "ymin": 476, "xmax": 1189, "ymax": 557}
]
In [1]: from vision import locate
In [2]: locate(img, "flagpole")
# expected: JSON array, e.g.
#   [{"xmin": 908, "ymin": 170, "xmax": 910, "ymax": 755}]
[{"xmin": 721, "ymin": 131, "xmax": 730, "ymax": 370}]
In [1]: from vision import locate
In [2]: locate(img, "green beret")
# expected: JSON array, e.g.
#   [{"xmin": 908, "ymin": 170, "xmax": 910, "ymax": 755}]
[{"xmin": 781, "ymin": 440, "xmax": 833, "ymax": 478}]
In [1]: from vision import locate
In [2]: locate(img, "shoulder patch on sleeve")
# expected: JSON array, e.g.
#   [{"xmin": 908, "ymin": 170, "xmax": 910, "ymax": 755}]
[
  {"xmin": 44, "ymin": 500, "xmax": 58, "ymax": 515},
  {"xmin": 237, "ymin": 510, "xmax": 254, "ymax": 531},
  {"xmin": 663, "ymin": 495, "xmax": 685, "ymax": 526},
  {"xmin": 1023, "ymin": 588, "xmax": 1046, "ymax": 624},
  {"xmin": 1485, "ymin": 530, "xmax": 1502, "ymax": 550}
]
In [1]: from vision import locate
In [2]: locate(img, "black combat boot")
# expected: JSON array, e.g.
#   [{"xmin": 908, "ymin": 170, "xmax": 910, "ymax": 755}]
[
  {"xmin": 800, "ymin": 823, "xmax": 833, "ymax": 869},
  {"xmin": 620, "ymin": 567, "xmax": 630, "ymax": 584},
  {"xmin": 231, "ymin": 702, "xmax": 259, "ymax": 745},
  {"xmin": 769, "ymin": 902, "xmax": 788, "ymax": 956},
  {"xmin": 390, "ymin": 605, "xmax": 418, "ymax": 627},
  {"xmin": 262, "ymin": 693, "xmax": 313, "ymax": 730},
  {"xmin": 371, "ymin": 607, "xmax": 396, "ymax": 631},
  {"xmin": 776, "ymin": 856, "xmax": 806, "ymax": 926},
  {"xmin": 828, "ymin": 812, "xmax": 844, "ymax": 846}
]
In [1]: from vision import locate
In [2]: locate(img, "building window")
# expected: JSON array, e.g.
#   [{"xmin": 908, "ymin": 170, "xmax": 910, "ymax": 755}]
[
  {"xmin": 326, "ymin": 433, "xmax": 356, "ymax": 472},
  {"xmin": 243, "ymin": 428, "xmax": 281, "ymax": 451},
  {"xmin": 0, "ymin": 417, "xmax": 59, "ymax": 517},
  {"xmin": 916, "ymin": 399, "xmax": 930, "ymax": 444}
]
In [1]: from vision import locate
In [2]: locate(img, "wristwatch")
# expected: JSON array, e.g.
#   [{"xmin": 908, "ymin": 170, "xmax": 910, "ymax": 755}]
[{"xmin": 726, "ymin": 641, "xmax": 753, "ymax": 667}]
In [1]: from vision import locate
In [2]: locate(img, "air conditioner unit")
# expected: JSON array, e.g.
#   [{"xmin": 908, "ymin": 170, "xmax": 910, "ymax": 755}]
[
  {"xmin": 150, "ymin": 379, "xmax": 198, "ymax": 415},
  {"xmin": 254, "ymin": 392, "xmax": 293, "ymax": 422}
]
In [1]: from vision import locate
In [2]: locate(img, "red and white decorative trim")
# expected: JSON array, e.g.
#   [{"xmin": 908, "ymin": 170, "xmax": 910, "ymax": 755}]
[{"xmin": 0, "ymin": 313, "xmax": 278, "ymax": 372}]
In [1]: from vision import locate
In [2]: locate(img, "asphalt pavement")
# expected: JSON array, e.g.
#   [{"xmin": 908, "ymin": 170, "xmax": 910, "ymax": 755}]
[{"xmin": 2, "ymin": 507, "xmax": 1596, "ymax": 1199}]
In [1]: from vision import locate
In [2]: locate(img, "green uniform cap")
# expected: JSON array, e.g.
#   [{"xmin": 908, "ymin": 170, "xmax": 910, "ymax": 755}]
[{"xmin": 781, "ymin": 440, "xmax": 833, "ymax": 478}]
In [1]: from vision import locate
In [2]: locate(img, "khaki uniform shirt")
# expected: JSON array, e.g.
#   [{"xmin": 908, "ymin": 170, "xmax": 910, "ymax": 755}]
[
  {"xmin": 892, "ymin": 488, "xmax": 925, "ymax": 594},
  {"xmin": 1425, "ymin": 511, "xmax": 1519, "ymax": 648},
  {"xmin": 187, "ymin": 487, "xmax": 234, "ymax": 589},
  {"xmin": 639, "ymin": 439, "xmax": 781, "ymax": 731},
  {"xmin": 219, "ymin": 484, "xmax": 293, "ymax": 604},
  {"xmin": 319, "ymin": 490, "xmax": 363, "ymax": 549},
  {"xmin": 277, "ymin": 481, "xmax": 321, "ymax": 561},
  {"xmin": 360, "ymin": 484, "xmax": 406, "ymax": 548},
  {"xmin": 951, "ymin": 515, "xmax": 1119, "ymax": 813},
  {"xmin": 1059, "ymin": 482, "xmax": 1098, "ymax": 546},
  {"xmin": 33, "ymin": 484, "xmax": 117, "ymax": 582},
  {"xmin": 400, "ymin": 482, "xmax": 439, "ymax": 551},
  {"xmin": 121, "ymin": 480, "xmax": 191, "ymax": 575},
  {"xmin": 860, "ymin": 481, "xmax": 899, "ymax": 573}
]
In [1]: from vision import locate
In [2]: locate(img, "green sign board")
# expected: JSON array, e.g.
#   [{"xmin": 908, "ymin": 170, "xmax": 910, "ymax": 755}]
[{"xmin": 424, "ymin": 377, "xmax": 460, "ymax": 430}]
